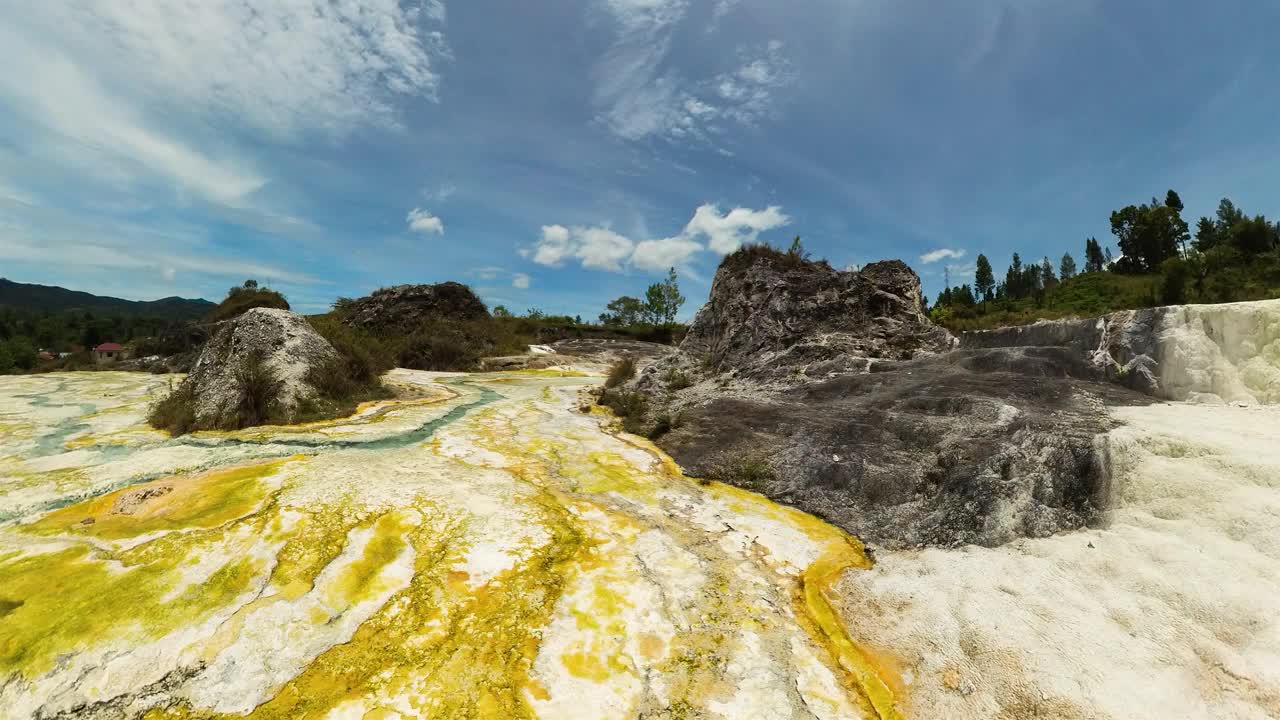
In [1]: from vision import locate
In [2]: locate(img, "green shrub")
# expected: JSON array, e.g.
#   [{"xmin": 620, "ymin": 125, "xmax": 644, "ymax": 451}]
[
  {"xmin": 713, "ymin": 456, "xmax": 775, "ymax": 487},
  {"xmin": 206, "ymin": 281, "xmax": 290, "ymax": 323},
  {"xmin": 398, "ymin": 328, "xmax": 481, "ymax": 371},
  {"xmin": 597, "ymin": 388, "xmax": 649, "ymax": 435},
  {"xmin": 605, "ymin": 355, "xmax": 637, "ymax": 389},
  {"xmin": 662, "ymin": 368, "xmax": 693, "ymax": 390},
  {"xmin": 225, "ymin": 352, "xmax": 284, "ymax": 430},
  {"xmin": 648, "ymin": 410, "xmax": 682, "ymax": 439},
  {"xmin": 147, "ymin": 381, "xmax": 197, "ymax": 435}
]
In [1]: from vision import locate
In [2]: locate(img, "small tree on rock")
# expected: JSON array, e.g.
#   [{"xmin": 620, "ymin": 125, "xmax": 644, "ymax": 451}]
[{"xmin": 644, "ymin": 268, "xmax": 685, "ymax": 326}]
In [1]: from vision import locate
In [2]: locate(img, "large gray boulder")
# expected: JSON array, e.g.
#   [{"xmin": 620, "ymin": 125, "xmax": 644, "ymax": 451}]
[{"xmin": 183, "ymin": 308, "xmax": 339, "ymax": 427}]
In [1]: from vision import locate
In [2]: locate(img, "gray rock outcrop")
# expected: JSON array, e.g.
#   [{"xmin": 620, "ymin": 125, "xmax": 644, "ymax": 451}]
[
  {"xmin": 342, "ymin": 282, "xmax": 489, "ymax": 332},
  {"xmin": 617, "ymin": 251, "xmax": 1152, "ymax": 550},
  {"xmin": 676, "ymin": 255, "xmax": 955, "ymax": 384},
  {"xmin": 183, "ymin": 308, "xmax": 339, "ymax": 427}
]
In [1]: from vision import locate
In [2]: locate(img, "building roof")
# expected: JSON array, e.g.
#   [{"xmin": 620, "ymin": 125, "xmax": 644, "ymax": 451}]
[{"xmin": 95, "ymin": 342, "xmax": 125, "ymax": 352}]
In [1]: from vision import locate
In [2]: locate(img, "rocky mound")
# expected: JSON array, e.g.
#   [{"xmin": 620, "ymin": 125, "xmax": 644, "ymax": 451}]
[
  {"xmin": 614, "ymin": 251, "xmax": 1153, "ymax": 549},
  {"xmin": 677, "ymin": 253, "xmax": 955, "ymax": 383},
  {"xmin": 157, "ymin": 308, "xmax": 340, "ymax": 431},
  {"xmin": 342, "ymin": 282, "xmax": 489, "ymax": 332}
]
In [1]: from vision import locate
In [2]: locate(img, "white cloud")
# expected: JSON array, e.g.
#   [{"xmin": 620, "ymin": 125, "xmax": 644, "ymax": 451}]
[
  {"xmin": 533, "ymin": 203, "xmax": 789, "ymax": 272},
  {"xmin": 534, "ymin": 225, "xmax": 575, "ymax": 266},
  {"xmin": 532, "ymin": 224, "xmax": 636, "ymax": 272},
  {"xmin": 631, "ymin": 236, "xmax": 703, "ymax": 271},
  {"xmin": 0, "ymin": 219, "xmax": 317, "ymax": 286},
  {"xmin": 407, "ymin": 208, "xmax": 444, "ymax": 235},
  {"xmin": 683, "ymin": 203, "xmax": 790, "ymax": 254},
  {"xmin": 920, "ymin": 248, "xmax": 967, "ymax": 263},
  {"xmin": 575, "ymin": 227, "xmax": 635, "ymax": 272},
  {"xmin": 512, "ymin": 273, "xmax": 531, "ymax": 289}
]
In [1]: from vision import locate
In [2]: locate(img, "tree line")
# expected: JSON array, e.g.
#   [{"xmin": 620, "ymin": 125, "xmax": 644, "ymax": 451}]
[{"xmin": 933, "ymin": 190, "xmax": 1280, "ymax": 326}]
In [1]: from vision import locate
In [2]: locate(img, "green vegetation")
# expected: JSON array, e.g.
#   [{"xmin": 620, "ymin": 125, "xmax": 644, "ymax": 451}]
[
  {"xmin": 327, "ymin": 273, "xmax": 690, "ymax": 375},
  {"xmin": 205, "ymin": 279, "xmax": 290, "ymax": 322},
  {"xmin": 147, "ymin": 351, "xmax": 284, "ymax": 434},
  {"xmin": 605, "ymin": 355, "xmax": 637, "ymax": 389},
  {"xmin": 599, "ymin": 266, "xmax": 687, "ymax": 328},
  {"xmin": 709, "ymin": 456, "xmax": 775, "ymax": 488},
  {"xmin": 932, "ymin": 192, "xmax": 1280, "ymax": 331},
  {"xmin": 648, "ymin": 410, "xmax": 683, "ymax": 439},
  {"xmin": 722, "ymin": 236, "xmax": 824, "ymax": 273},
  {"xmin": 0, "ymin": 301, "xmax": 199, "ymax": 374},
  {"xmin": 662, "ymin": 368, "xmax": 693, "ymax": 390},
  {"xmin": 597, "ymin": 388, "xmax": 649, "ymax": 436}
]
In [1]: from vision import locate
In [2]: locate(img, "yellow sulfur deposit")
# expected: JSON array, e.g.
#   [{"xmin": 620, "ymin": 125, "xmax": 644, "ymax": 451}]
[{"xmin": 0, "ymin": 370, "xmax": 901, "ymax": 719}]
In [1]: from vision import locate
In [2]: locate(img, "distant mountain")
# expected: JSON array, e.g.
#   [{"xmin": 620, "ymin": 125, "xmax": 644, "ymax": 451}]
[{"xmin": 0, "ymin": 278, "xmax": 214, "ymax": 320}]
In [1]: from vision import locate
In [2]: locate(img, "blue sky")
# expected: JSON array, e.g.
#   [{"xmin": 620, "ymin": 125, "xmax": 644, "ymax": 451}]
[{"xmin": 1, "ymin": 1, "xmax": 1278, "ymax": 318}]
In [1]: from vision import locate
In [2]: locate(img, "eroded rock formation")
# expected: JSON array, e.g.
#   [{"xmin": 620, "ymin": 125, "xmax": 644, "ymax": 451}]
[
  {"xmin": 676, "ymin": 254, "xmax": 955, "ymax": 384},
  {"xmin": 622, "ymin": 251, "xmax": 1151, "ymax": 549}
]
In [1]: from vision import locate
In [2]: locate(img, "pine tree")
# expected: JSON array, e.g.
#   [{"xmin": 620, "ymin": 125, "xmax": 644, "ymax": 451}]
[
  {"xmin": 1060, "ymin": 253, "xmax": 1077, "ymax": 280},
  {"xmin": 974, "ymin": 254, "xmax": 995, "ymax": 304},
  {"xmin": 1084, "ymin": 237, "xmax": 1105, "ymax": 273}
]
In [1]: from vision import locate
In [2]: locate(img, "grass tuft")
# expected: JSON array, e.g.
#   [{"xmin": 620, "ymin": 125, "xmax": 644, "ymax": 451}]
[{"xmin": 605, "ymin": 355, "xmax": 637, "ymax": 389}]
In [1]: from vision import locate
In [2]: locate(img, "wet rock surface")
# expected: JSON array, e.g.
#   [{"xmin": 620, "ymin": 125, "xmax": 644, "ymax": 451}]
[
  {"xmin": 341, "ymin": 282, "xmax": 490, "ymax": 332},
  {"xmin": 183, "ymin": 308, "xmax": 339, "ymax": 426},
  {"xmin": 627, "ymin": 254, "xmax": 1156, "ymax": 549}
]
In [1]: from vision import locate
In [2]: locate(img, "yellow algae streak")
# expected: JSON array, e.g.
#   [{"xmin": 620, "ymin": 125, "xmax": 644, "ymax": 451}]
[
  {"xmin": 26, "ymin": 457, "xmax": 299, "ymax": 540},
  {"xmin": 144, "ymin": 495, "xmax": 585, "ymax": 720},
  {"xmin": 323, "ymin": 511, "xmax": 413, "ymax": 611},
  {"xmin": 0, "ymin": 545, "xmax": 262, "ymax": 679},
  {"xmin": 603, "ymin": 412, "xmax": 907, "ymax": 719}
]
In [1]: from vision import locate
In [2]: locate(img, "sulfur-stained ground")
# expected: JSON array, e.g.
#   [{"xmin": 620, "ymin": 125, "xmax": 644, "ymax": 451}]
[{"xmin": 0, "ymin": 370, "xmax": 902, "ymax": 720}]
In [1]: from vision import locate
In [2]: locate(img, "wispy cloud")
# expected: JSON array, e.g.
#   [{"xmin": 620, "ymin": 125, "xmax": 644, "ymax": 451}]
[
  {"xmin": 0, "ymin": 1, "xmax": 450, "ymax": 214},
  {"xmin": 0, "ymin": 202, "xmax": 319, "ymax": 288},
  {"xmin": 920, "ymin": 248, "xmax": 967, "ymax": 263},
  {"xmin": 468, "ymin": 266, "xmax": 531, "ymax": 289},
  {"xmin": 423, "ymin": 182, "xmax": 458, "ymax": 203},
  {"xmin": 591, "ymin": 1, "xmax": 793, "ymax": 144}
]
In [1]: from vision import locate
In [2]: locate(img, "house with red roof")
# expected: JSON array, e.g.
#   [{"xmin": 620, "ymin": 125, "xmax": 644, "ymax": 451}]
[{"xmin": 93, "ymin": 342, "xmax": 128, "ymax": 364}]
